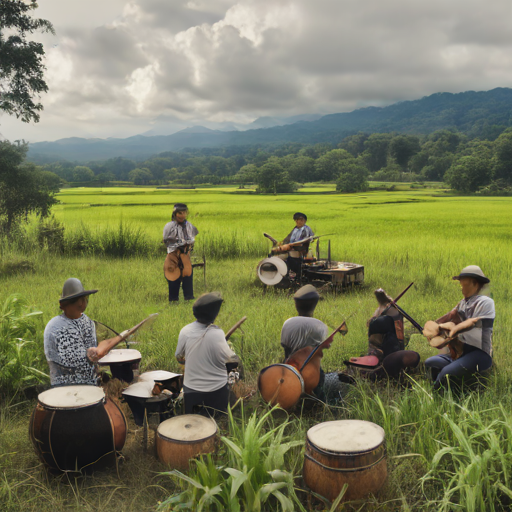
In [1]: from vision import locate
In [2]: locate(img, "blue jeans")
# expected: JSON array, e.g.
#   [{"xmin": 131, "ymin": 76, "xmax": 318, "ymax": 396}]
[{"xmin": 425, "ymin": 346, "xmax": 492, "ymax": 390}]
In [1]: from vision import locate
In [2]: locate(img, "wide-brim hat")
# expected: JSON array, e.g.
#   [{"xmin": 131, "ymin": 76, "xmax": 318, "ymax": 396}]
[
  {"xmin": 452, "ymin": 265, "xmax": 490, "ymax": 284},
  {"xmin": 59, "ymin": 278, "xmax": 98, "ymax": 302}
]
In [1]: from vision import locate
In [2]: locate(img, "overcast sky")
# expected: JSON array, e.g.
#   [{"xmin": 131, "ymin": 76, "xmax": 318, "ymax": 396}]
[{"xmin": 1, "ymin": 0, "xmax": 512, "ymax": 142}]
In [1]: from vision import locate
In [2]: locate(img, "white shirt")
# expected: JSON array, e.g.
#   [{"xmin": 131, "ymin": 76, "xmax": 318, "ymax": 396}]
[{"xmin": 175, "ymin": 321, "xmax": 238, "ymax": 392}]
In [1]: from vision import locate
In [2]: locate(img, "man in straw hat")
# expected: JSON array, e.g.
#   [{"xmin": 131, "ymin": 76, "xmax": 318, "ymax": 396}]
[
  {"xmin": 424, "ymin": 265, "xmax": 495, "ymax": 390},
  {"xmin": 163, "ymin": 203, "xmax": 199, "ymax": 303},
  {"xmin": 280, "ymin": 284, "xmax": 328, "ymax": 399},
  {"xmin": 175, "ymin": 292, "xmax": 239, "ymax": 417},
  {"xmin": 44, "ymin": 278, "xmax": 130, "ymax": 387}
]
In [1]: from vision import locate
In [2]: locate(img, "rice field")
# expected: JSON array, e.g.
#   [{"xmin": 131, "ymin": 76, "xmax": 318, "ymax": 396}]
[{"xmin": 1, "ymin": 185, "xmax": 512, "ymax": 511}]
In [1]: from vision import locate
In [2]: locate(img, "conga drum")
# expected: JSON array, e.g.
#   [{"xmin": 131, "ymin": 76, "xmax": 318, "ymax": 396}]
[
  {"xmin": 98, "ymin": 349, "xmax": 142, "ymax": 382},
  {"xmin": 303, "ymin": 420, "xmax": 387, "ymax": 502},
  {"xmin": 29, "ymin": 385, "xmax": 127, "ymax": 474},
  {"xmin": 156, "ymin": 414, "xmax": 218, "ymax": 471},
  {"xmin": 257, "ymin": 364, "xmax": 304, "ymax": 410}
]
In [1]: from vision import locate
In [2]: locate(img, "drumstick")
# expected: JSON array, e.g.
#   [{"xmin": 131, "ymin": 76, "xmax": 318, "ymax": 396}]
[
  {"xmin": 225, "ymin": 316, "xmax": 247, "ymax": 340},
  {"xmin": 123, "ymin": 313, "xmax": 159, "ymax": 339}
]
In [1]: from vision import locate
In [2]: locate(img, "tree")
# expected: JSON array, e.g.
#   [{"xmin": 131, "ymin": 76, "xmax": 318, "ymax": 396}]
[
  {"xmin": 255, "ymin": 159, "xmax": 296, "ymax": 194},
  {"xmin": 362, "ymin": 133, "xmax": 393, "ymax": 173},
  {"xmin": 0, "ymin": 140, "xmax": 59, "ymax": 232},
  {"xmin": 444, "ymin": 153, "xmax": 492, "ymax": 193},
  {"xmin": 95, "ymin": 172, "xmax": 115, "ymax": 184},
  {"xmin": 128, "ymin": 167, "xmax": 153, "ymax": 185},
  {"xmin": 0, "ymin": 0, "xmax": 54, "ymax": 123},
  {"xmin": 336, "ymin": 162, "xmax": 369, "ymax": 193},
  {"xmin": 234, "ymin": 164, "xmax": 258, "ymax": 187},
  {"xmin": 389, "ymin": 135, "xmax": 420, "ymax": 169},
  {"xmin": 492, "ymin": 131, "xmax": 512, "ymax": 184},
  {"xmin": 314, "ymin": 149, "xmax": 353, "ymax": 181},
  {"xmin": 285, "ymin": 155, "xmax": 315, "ymax": 183},
  {"xmin": 73, "ymin": 165, "xmax": 94, "ymax": 182},
  {"xmin": 338, "ymin": 132, "xmax": 369, "ymax": 157}
]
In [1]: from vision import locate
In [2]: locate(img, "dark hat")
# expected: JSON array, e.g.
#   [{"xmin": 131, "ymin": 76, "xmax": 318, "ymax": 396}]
[
  {"xmin": 193, "ymin": 292, "xmax": 224, "ymax": 324},
  {"xmin": 293, "ymin": 284, "xmax": 319, "ymax": 301},
  {"xmin": 173, "ymin": 203, "xmax": 188, "ymax": 212},
  {"xmin": 59, "ymin": 278, "xmax": 98, "ymax": 303},
  {"xmin": 293, "ymin": 212, "xmax": 307, "ymax": 221},
  {"xmin": 452, "ymin": 265, "xmax": 490, "ymax": 284}
]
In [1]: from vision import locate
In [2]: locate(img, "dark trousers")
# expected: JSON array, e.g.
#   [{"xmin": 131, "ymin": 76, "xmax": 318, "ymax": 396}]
[
  {"xmin": 287, "ymin": 256, "xmax": 302, "ymax": 280},
  {"xmin": 184, "ymin": 384, "xmax": 229, "ymax": 418},
  {"xmin": 167, "ymin": 271, "xmax": 194, "ymax": 302}
]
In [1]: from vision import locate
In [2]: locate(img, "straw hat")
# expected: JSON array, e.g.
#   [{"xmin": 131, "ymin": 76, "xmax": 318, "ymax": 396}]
[{"xmin": 452, "ymin": 265, "xmax": 490, "ymax": 284}]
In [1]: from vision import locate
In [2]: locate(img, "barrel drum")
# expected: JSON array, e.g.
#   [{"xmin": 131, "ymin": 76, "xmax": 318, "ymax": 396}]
[
  {"xmin": 29, "ymin": 385, "xmax": 127, "ymax": 474},
  {"xmin": 156, "ymin": 414, "xmax": 218, "ymax": 471},
  {"xmin": 303, "ymin": 420, "xmax": 387, "ymax": 502},
  {"xmin": 257, "ymin": 363, "xmax": 304, "ymax": 411}
]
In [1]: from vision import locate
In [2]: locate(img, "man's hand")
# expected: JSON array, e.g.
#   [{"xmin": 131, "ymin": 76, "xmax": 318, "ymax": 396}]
[{"xmin": 87, "ymin": 347, "xmax": 100, "ymax": 363}]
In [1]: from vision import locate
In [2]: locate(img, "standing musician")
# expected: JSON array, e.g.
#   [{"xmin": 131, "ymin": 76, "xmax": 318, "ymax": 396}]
[
  {"xmin": 272, "ymin": 212, "xmax": 313, "ymax": 280},
  {"xmin": 281, "ymin": 285, "xmax": 328, "ymax": 400},
  {"xmin": 175, "ymin": 292, "xmax": 240, "ymax": 417},
  {"xmin": 44, "ymin": 278, "xmax": 129, "ymax": 387},
  {"xmin": 424, "ymin": 266, "xmax": 494, "ymax": 390},
  {"xmin": 163, "ymin": 203, "xmax": 198, "ymax": 303}
]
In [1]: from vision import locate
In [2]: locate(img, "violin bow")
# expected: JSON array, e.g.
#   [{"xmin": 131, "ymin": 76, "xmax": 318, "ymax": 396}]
[
  {"xmin": 299, "ymin": 321, "xmax": 349, "ymax": 372},
  {"xmin": 380, "ymin": 282, "xmax": 414, "ymax": 316}
]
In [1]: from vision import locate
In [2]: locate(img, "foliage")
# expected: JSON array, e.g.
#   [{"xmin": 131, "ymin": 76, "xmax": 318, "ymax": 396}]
[
  {"xmin": 491, "ymin": 131, "xmax": 512, "ymax": 184},
  {"xmin": 159, "ymin": 406, "xmax": 306, "ymax": 512},
  {"xmin": 336, "ymin": 161, "xmax": 369, "ymax": 193},
  {"xmin": 0, "ymin": 0, "xmax": 54, "ymax": 123},
  {"xmin": 255, "ymin": 158, "xmax": 297, "ymax": 193},
  {"xmin": 72, "ymin": 165, "xmax": 95, "ymax": 182},
  {"xmin": 0, "ymin": 294, "xmax": 47, "ymax": 396},
  {"xmin": 36, "ymin": 215, "xmax": 64, "ymax": 253},
  {"xmin": 444, "ymin": 153, "xmax": 492, "ymax": 193},
  {"xmin": 129, "ymin": 167, "xmax": 153, "ymax": 185}
]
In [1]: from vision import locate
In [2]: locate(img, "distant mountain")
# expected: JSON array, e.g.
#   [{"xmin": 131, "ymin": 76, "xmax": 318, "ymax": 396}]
[{"xmin": 27, "ymin": 88, "xmax": 512, "ymax": 163}]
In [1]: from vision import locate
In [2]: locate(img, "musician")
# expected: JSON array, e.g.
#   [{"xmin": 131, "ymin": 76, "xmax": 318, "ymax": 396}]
[
  {"xmin": 44, "ymin": 278, "xmax": 128, "ymax": 387},
  {"xmin": 273, "ymin": 212, "xmax": 313, "ymax": 280},
  {"xmin": 281, "ymin": 285, "xmax": 328, "ymax": 399},
  {"xmin": 175, "ymin": 292, "xmax": 240, "ymax": 417},
  {"xmin": 424, "ymin": 266, "xmax": 494, "ymax": 390},
  {"xmin": 163, "ymin": 203, "xmax": 198, "ymax": 303}
]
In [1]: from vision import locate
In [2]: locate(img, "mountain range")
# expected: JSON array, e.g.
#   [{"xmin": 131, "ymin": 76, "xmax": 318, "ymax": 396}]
[{"xmin": 27, "ymin": 88, "xmax": 512, "ymax": 163}]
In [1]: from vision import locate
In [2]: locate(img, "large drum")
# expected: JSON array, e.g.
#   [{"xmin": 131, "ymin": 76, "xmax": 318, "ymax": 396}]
[
  {"xmin": 156, "ymin": 414, "xmax": 218, "ymax": 471},
  {"xmin": 258, "ymin": 364, "xmax": 304, "ymax": 410},
  {"xmin": 98, "ymin": 349, "xmax": 142, "ymax": 382},
  {"xmin": 29, "ymin": 385, "xmax": 127, "ymax": 474},
  {"xmin": 303, "ymin": 420, "xmax": 387, "ymax": 502}
]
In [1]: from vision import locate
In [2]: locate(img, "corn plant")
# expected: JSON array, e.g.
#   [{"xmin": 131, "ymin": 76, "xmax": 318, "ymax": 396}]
[{"xmin": 0, "ymin": 294, "xmax": 48, "ymax": 396}]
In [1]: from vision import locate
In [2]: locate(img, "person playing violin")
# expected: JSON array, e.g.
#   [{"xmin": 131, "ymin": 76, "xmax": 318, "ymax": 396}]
[
  {"xmin": 281, "ymin": 285, "xmax": 328, "ymax": 400},
  {"xmin": 424, "ymin": 266, "xmax": 494, "ymax": 390}
]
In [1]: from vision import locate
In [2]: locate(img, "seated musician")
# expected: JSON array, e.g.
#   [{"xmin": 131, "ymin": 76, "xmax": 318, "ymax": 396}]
[
  {"xmin": 44, "ymin": 278, "xmax": 129, "ymax": 387},
  {"xmin": 281, "ymin": 285, "xmax": 328, "ymax": 400},
  {"xmin": 424, "ymin": 266, "xmax": 494, "ymax": 390},
  {"xmin": 175, "ymin": 292, "xmax": 240, "ymax": 417},
  {"xmin": 272, "ymin": 212, "xmax": 313, "ymax": 280}
]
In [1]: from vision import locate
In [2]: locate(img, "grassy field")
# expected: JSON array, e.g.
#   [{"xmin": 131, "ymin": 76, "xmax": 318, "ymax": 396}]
[{"xmin": 1, "ymin": 185, "xmax": 512, "ymax": 511}]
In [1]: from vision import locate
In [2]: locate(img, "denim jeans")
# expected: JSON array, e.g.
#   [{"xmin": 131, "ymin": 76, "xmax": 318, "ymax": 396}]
[{"xmin": 167, "ymin": 270, "xmax": 194, "ymax": 301}]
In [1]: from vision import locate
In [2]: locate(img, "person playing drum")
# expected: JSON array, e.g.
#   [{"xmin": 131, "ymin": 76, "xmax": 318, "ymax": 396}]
[
  {"xmin": 163, "ymin": 203, "xmax": 198, "ymax": 303},
  {"xmin": 272, "ymin": 212, "xmax": 313, "ymax": 281},
  {"xmin": 280, "ymin": 285, "xmax": 328, "ymax": 400},
  {"xmin": 424, "ymin": 266, "xmax": 494, "ymax": 390},
  {"xmin": 44, "ymin": 278, "xmax": 130, "ymax": 387},
  {"xmin": 175, "ymin": 292, "xmax": 240, "ymax": 417}
]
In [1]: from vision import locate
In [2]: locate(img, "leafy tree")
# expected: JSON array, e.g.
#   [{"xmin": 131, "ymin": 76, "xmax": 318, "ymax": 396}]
[
  {"xmin": 73, "ymin": 165, "xmax": 94, "ymax": 182},
  {"xmin": 362, "ymin": 133, "xmax": 393, "ymax": 172},
  {"xmin": 235, "ymin": 164, "xmax": 258, "ymax": 187},
  {"xmin": 389, "ymin": 135, "xmax": 420, "ymax": 169},
  {"xmin": 444, "ymin": 152, "xmax": 492, "ymax": 193},
  {"xmin": 0, "ymin": 0, "xmax": 54, "ymax": 123},
  {"xmin": 338, "ymin": 132, "xmax": 370, "ymax": 157},
  {"xmin": 104, "ymin": 157, "xmax": 137, "ymax": 180},
  {"xmin": 314, "ymin": 149, "xmax": 353, "ymax": 181},
  {"xmin": 336, "ymin": 162, "xmax": 369, "ymax": 193},
  {"xmin": 255, "ymin": 158, "xmax": 296, "ymax": 193},
  {"xmin": 286, "ymin": 155, "xmax": 315, "ymax": 183},
  {"xmin": 95, "ymin": 172, "xmax": 115, "ymax": 183},
  {"xmin": 128, "ymin": 167, "xmax": 153, "ymax": 185},
  {"xmin": 0, "ymin": 140, "xmax": 59, "ymax": 232},
  {"xmin": 492, "ymin": 131, "xmax": 512, "ymax": 184}
]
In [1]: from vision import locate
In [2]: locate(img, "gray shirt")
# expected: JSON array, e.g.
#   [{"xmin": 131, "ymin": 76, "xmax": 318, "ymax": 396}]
[
  {"xmin": 163, "ymin": 220, "xmax": 198, "ymax": 253},
  {"xmin": 175, "ymin": 321, "xmax": 239, "ymax": 392},
  {"xmin": 456, "ymin": 295, "xmax": 495, "ymax": 355},
  {"xmin": 44, "ymin": 313, "xmax": 98, "ymax": 387},
  {"xmin": 280, "ymin": 316, "xmax": 329, "ymax": 355},
  {"xmin": 283, "ymin": 225, "xmax": 314, "ymax": 244}
]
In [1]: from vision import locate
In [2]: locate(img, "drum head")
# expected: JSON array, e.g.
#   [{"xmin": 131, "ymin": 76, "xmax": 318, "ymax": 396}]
[
  {"xmin": 307, "ymin": 420, "xmax": 385, "ymax": 454},
  {"xmin": 139, "ymin": 370, "xmax": 182, "ymax": 383},
  {"xmin": 38, "ymin": 385, "xmax": 105, "ymax": 409},
  {"xmin": 122, "ymin": 381, "xmax": 155, "ymax": 398},
  {"xmin": 157, "ymin": 414, "xmax": 217, "ymax": 442},
  {"xmin": 258, "ymin": 364, "xmax": 304, "ymax": 410},
  {"xmin": 257, "ymin": 257, "xmax": 288, "ymax": 286},
  {"xmin": 98, "ymin": 349, "xmax": 142, "ymax": 365}
]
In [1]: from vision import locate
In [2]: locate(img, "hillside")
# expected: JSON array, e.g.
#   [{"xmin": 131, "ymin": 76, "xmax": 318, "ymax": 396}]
[{"xmin": 27, "ymin": 88, "xmax": 512, "ymax": 163}]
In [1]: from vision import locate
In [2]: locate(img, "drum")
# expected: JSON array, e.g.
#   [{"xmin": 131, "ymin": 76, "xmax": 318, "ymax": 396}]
[
  {"xmin": 139, "ymin": 370, "xmax": 183, "ymax": 394},
  {"xmin": 98, "ymin": 349, "xmax": 142, "ymax": 382},
  {"xmin": 257, "ymin": 257, "xmax": 288, "ymax": 286},
  {"xmin": 257, "ymin": 364, "xmax": 304, "ymax": 410},
  {"xmin": 156, "ymin": 414, "xmax": 218, "ymax": 471},
  {"xmin": 122, "ymin": 380, "xmax": 173, "ymax": 426},
  {"xmin": 303, "ymin": 420, "xmax": 387, "ymax": 502},
  {"xmin": 29, "ymin": 385, "xmax": 127, "ymax": 474}
]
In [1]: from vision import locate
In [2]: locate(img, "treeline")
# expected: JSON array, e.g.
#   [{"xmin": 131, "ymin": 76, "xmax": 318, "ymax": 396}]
[{"xmin": 30, "ymin": 128, "xmax": 512, "ymax": 194}]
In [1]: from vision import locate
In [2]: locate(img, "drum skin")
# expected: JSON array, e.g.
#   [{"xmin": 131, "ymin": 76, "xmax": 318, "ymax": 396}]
[
  {"xmin": 303, "ymin": 421, "xmax": 387, "ymax": 502},
  {"xmin": 258, "ymin": 364, "xmax": 304, "ymax": 411},
  {"xmin": 29, "ymin": 397, "xmax": 127, "ymax": 474},
  {"xmin": 156, "ymin": 416, "xmax": 218, "ymax": 471}
]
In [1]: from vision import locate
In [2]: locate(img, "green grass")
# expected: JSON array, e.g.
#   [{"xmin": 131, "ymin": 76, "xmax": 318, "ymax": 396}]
[{"xmin": 1, "ymin": 185, "xmax": 512, "ymax": 511}]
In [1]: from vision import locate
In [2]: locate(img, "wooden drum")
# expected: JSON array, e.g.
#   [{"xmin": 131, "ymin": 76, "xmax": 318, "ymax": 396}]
[
  {"xmin": 156, "ymin": 414, "xmax": 218, "ymax": 471},
  {"xmin": 29, "ymin": 385, "xmax": 127, "ymax": 474},
  {"xmin": 258, "ymin": 364, "xmax": 304, "ymax": 411},
  {"xmin": 303, "ymin": 420, "xmax": 387, "ymax": 502},
  {"xmin": 98, "ymin": 349, "xmax": 142, "ymax": 382}
]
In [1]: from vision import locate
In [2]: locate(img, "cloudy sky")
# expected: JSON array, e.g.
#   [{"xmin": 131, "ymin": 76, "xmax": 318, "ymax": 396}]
[{"xmin": 1, "ymin": 0, "xmax": 512, "ymax": 142}]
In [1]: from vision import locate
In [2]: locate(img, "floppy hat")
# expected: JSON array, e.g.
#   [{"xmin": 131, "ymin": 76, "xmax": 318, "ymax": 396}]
[
  {"xmin": 452, "ymin": 265, "xmax": 490, "ymax": 284},
  {"xmin": 59, "ymin": 278, "xmax": 98, "ymax": 302},
  {"xmin": 193, "ymin": 292, "xmax": 224, "ymax": 324}
]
